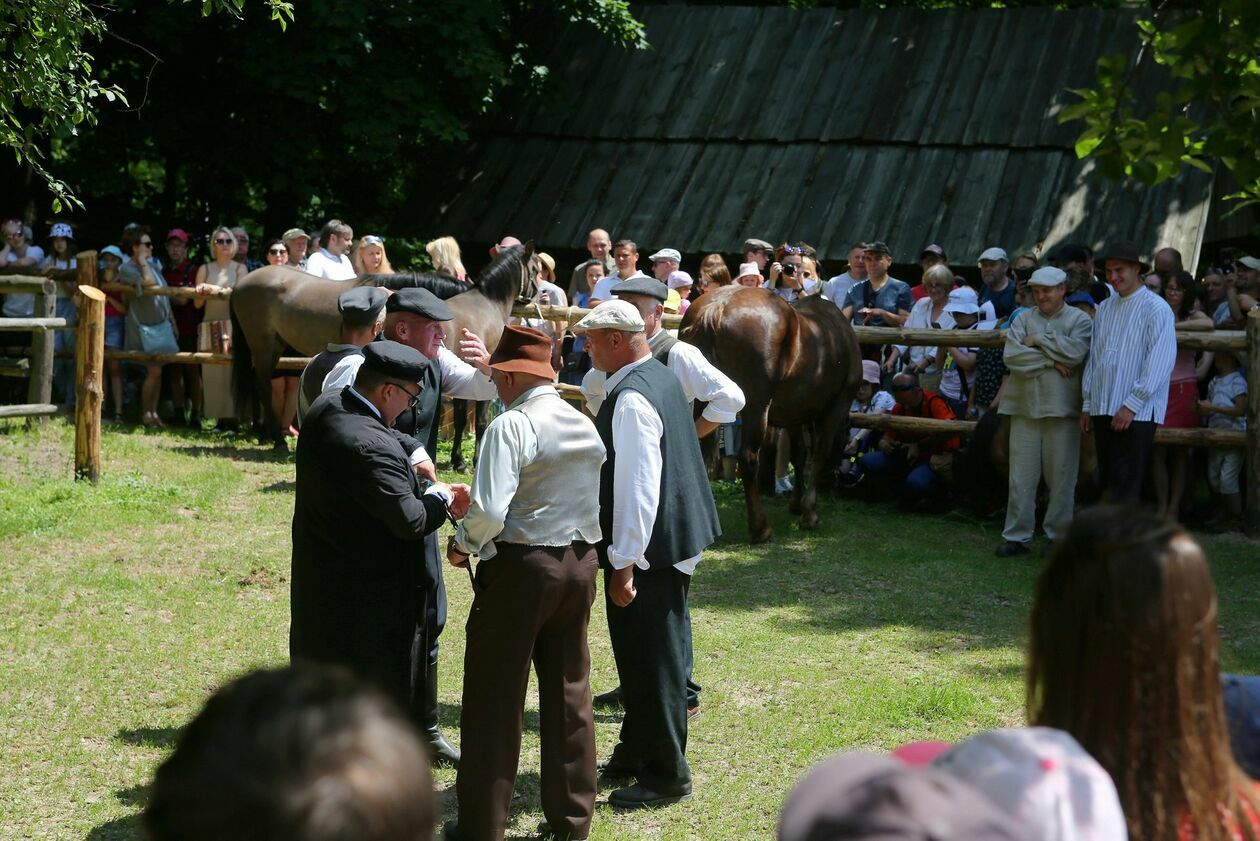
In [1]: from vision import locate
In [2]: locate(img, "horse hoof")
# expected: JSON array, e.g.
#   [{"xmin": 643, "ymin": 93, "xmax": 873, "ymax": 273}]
[
  {"xmin": 451, "ymin": 460, "xmax": 468, "ymax": 473},
  {"xmin": 798, "ymin": 515, "xmax": 819, "ymax": 531},
  {"xmin": 749, "ymin": 527, "xmax": 774, "ymax": 545}
]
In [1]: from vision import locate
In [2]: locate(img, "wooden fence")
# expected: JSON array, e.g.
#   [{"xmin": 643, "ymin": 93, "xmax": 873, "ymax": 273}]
[{"xmin": 5, "ymin": 264, "xmax": 1258, "ymax": 525}]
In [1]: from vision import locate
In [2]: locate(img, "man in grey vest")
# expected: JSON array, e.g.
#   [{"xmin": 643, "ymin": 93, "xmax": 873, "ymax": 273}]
[
  {"xmin": 445, "ymin": 325, "xmax": 605, "ymax": 841},
  {"xmin": 296, "ymin": 286, "xmax": 387, "ymax": 423},
  {"xmin": 583, "ymin": 276, "xmax": 744, "ymax": 719},
  {"xmin": 573, "ymin": 300, "xmax": 721, "ymax": 810}
]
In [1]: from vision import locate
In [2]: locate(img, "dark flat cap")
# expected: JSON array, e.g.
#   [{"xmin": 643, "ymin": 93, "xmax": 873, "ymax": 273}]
[
  {"xmin": 863, "ymin": 240, "xmax": 892, "ymax": 256},
  {"xmin": 337, "ymin": 287, "xmax": 389, "ymax": 326},
  {"xmin": 778, "ymin": 752, "xmax": 1021, "ymax": 841},
  {"xmin": 360, "ymin": 340, "xmax": 428, "ymax": 383},
  {"xmin": 743, "ymin": 238, "xmax": 773, "ymax": 253},
  {"xmin": 612, "ymin": 276, "xmax": 669, "ymax": 302},
  {"xmin": 386, "ymin": 287, "xmax": 453, "ymax": 321}
]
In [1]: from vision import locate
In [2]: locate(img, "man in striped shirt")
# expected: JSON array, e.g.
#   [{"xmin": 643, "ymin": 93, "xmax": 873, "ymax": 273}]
[{"xmin": 1080, "ymin": 241, "xmax": 1177, "ymax": 503}]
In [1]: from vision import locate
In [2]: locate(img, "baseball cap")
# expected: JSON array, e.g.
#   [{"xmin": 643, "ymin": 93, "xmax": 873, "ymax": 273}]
[
  {"xmin": 920, "ymin": 243, "xmax": 947, "ymax": 261},
  {"xmin": 572, "ymin": 299, "xmax": 645, "ymax": 333},
  {"xmin": 944, "ymin": 286, "xmax": 980, "ymax": 315},
  {"xmin": 282, "ymin": 228, "xmax": 308, "ymax": 242},
  {"xmin": 648, "ymin": 248, "xmax": 682, "ymax": 264},
  {"xmin": 862, "ymin": 240, "xmax": 891, "ymax": 256},
  {"xmin": 100, "ymin": 245, "xmax": 124, "ymax": 261},
  {"xmin": 164, "ymin": 228, "xmax": 189, "ymax": 243},
  {"xmin": 931, "ymin": 727, "xmax": 1127, "ymax": 841},
  {"xmin": 49, "ymin": 222, "xmax": 75, "ymax": 239},
  {"xmin": 978, "ymin": 247, "xmax": 1009, "ymax": 263}
]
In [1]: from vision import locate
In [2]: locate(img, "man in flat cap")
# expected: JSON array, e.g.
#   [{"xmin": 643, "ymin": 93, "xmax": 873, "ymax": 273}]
[
  {"xmin": 296, "ymin": 286, "xmax": 388, "ymax": 423},
  {"xmin": 383, "ymin": 286, "xmax": 498, "ymax": 764},
  {"xmin": 574, "ymin": 300, "xmax": 721, "ymax": 810},
  {"xmin": 445, "ymin": 325, "xmax": 605, "ymax": 841},
  {"xmin": 584, "ymin": 276, "xmax": 744, "ymax": 719},
  {"xmin": 291, "ymin": 340, "xmax": 469, "ymax": 708},
  {"xmin": 1081, "ymin": 241, "xmax": 1176, "ymax": 503},
  {"xmin": 995, "ymin": 267, "xmax": 1092, "ymax": 558}
]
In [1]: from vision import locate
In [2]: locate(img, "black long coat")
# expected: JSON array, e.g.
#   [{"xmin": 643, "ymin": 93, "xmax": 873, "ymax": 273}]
[{"xmin": 290, "ymin": 386, "xmax": 446, "ymax": 704}]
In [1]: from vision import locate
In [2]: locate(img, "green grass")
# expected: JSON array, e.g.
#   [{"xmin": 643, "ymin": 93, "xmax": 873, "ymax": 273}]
[{"xmin": 1, "ymin": 419, "xmax": 1257, "ymax": 839}]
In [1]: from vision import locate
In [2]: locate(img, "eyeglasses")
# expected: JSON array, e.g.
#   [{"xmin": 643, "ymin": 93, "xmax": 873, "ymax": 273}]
[
  {"xmin": 393, "ymin": 382, "xmax": 422, "ymax": 410},
  {"xmin": 139, "ymin": 240, "xmax": 153, "ymax": 247},
  {"xmin": 214, "ymin": 237, "xmax": 235, "ymax": 245},
  {"xmin": 268, "ymin": 247, "xmax": 288, "ymax": 256}
]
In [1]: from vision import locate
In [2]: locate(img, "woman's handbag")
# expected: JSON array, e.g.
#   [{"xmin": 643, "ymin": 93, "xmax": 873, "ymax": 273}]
[{"xmin": 135, "ymin": 318, "xmax": 178, "ymax": 355}]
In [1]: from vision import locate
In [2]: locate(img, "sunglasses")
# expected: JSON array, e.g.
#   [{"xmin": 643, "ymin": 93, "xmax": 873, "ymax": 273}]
[
  {"xmin": 361, "ymin": 235, "xmax": 384, "ymax": 246},
  {"xmin": 139, "ymin": 240, "xmax": 153, "ymax": 247},
  {"xmin": 214, "ymin": 237, "xmax": 235, "ymax": 245},
  {"xmin": 268, "ymin": 247, "xmax": 288, "ymax": 256}
]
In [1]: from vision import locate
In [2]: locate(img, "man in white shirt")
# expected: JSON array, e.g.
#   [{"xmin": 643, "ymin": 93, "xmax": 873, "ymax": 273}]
[
  {"xmin": 822, "ymin": 243, "xmax": 868, "ymax": 310},
  {"xmin": 446, "ymin": 325, "xmax": 605, "ymax": 841},
  {"xmin": 574, "ymin": 300, "xmax": 720, "ymax": 811},
  {"xmin": 1081, "ymin": 241, "xmax": 1177, "ymax": 503},
  {"xmin": 304, "ymin": 219, "xmax": 357, "ymax": 280},
  {"xmin": 590, "ymin": 239, "xmax": 648, "ymax": 303}
]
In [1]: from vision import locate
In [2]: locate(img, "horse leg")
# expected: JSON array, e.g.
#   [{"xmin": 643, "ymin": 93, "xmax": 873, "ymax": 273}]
[
  {"xmin": 471, "ymin": 400, "xmax": 489, "ymax": 467},
  {"xmin": 450, "ymin": 398, "xmax": 468, "ymax": 472},
  {"xmin": 787, "ymin": 426, "xmax": 807, "ymax": 517},
  {"xmin": 741, "ymin": 404, "xmax": 773, "ymax": 544}
]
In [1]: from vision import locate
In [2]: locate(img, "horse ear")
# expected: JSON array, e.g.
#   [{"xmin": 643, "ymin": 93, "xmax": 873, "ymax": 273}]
[{"xmin": 522, "ymin": 240, "xmax": 536, "ymax": 259}]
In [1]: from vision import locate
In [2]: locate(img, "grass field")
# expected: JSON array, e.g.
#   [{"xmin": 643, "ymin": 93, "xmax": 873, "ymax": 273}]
[{"xmin": 2, "ymin": 418, "xmax": 1257, "ymax": 840}]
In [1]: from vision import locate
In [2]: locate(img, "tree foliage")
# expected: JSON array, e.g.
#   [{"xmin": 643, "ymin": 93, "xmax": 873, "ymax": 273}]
[
  {"xmin": 2, "ymin": 0, "xmax": 644, "ymax": 233},
  {"xmin": 1062, "ymin": 0, "xmax": 1260, "ymax": 209}
]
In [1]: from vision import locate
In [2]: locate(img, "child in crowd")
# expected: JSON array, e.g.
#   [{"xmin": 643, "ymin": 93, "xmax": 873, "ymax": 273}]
[
  {"xmin": 836, "ymin": 360, "xmax": 895, "ymax": 486},
  {"xmin": 1198, "ymin": 351, "xmax": 1248, "ymax": 532}
]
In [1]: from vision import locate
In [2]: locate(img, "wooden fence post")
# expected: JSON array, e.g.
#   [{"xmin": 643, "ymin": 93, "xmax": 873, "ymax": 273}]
[
  {"xmin": 1246, "ymin": 310, "xmax": 1260, "ymax": 537},
  {"xmin": 25, "ymin": 278, "xmax": 55, "ymax": 418},
  {"xmin": 75, "ymin": 284, "xmax": 105, "ymax": 484}
]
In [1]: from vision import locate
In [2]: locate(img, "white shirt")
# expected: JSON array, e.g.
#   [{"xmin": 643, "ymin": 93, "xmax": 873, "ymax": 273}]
[
  {"xmin": 2, "ymin": 245, "xmax": 46, "ymax": 318},
  {"xmin": 345, "ymin": 386, "xmax": 454, "ymax": 507},
  {"xmin": 580, "ymin": 330, "xmax": 746, "ymax": 423},
  {"xmin": 1207, "ymin": 370, "xmax": 1247, "ymax": 431},
  {"xmin": 821, "ymin": 272, "xmax": 862, "ymax": 308},
  {"xmin": 321, "ymin": 348, "xmax": 367, "ymax": 395},
  {"xmin": 898, "ymin": 297, "xmax": 955, "ymax": 369},
  {"xmin": 599, "ymin": 355, "xmax": 700, "ymax": 575},
  {"xmin": 591, "ymin": 270, "xmax": 649, "ymax": 302},
  {"xmin": 406, "ymin": 346, "xmax": 498, "ymax": 468},
  {"xmin": 1082, "ymin": 286, "xmax": 1177, "ymax": 422},
  {"xmin": 305, "ymin": 248, "xmax": 356, "ymax": 281}
]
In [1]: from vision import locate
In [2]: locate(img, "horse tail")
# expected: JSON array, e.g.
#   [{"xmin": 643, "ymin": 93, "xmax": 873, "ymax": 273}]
[
  {"xmin": 230, "ymin": 302, "xmax": 256, "ymax": 419},
  {"xmin": 681, "ymin": 291, "xmax": 729, "ymax": 357}
]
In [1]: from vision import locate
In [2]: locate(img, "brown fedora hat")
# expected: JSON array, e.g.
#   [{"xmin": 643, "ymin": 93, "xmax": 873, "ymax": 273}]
[
  {"xmin": 1099, "ymin": 240, "xmax": 1150, "ymax": 273},
  {"xmin": 488, "ymin": 325, "xmax": 555, "ymax": 380}
]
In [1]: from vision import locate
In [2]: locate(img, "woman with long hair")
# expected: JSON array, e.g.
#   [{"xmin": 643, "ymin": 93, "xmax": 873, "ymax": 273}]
[
  {"xmin": 1151, "ymin": 270, "xmax": 1213, "ymax": 520},
  {"xmin": 194, "ymin": 226, "xmax": 248, "ymax": 426},
  {"xmin": 426, "ymin": 235, "xmax": 467, "ymax": 282},
  {"xmin": 120, "ymin": 225, "xmax": 178, "ymax": 428},
  {"xmin": 353, "ymin": 234, "xmax": 393, "ymax": 276},
  {"xmin": 1028, "ymin": 506, "xmax": 1260, "ymax": 840}
]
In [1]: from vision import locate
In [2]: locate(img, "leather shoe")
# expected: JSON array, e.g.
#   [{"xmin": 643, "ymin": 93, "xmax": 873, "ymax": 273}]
[
  {"xmin": 995, "ymin": 540, "xmax": 1031, "ymax": 558},
  {"xmin": 592, "ymin": 686, "xmax": 622, "ymax": 708},
  {"xmin": 536, "ymin": 821, "xmax": 588, "ymax": 840},
  {"xmin": 427, "ymin": 730, "xmax": 461, "ymax": 767},
  {"xmin": 608, "ymin": 782, "xmax": 693, "ymax": 809},
  {"xmin": 597, "ymin": 756, "xmax": 641, "ymax": 780}
]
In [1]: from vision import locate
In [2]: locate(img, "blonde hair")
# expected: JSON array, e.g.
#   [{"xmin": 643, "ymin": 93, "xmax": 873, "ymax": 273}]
[
  {"xmin": 425, "ymin": 236, "xmax": 467, "ymax": 281},
  {"xmin": 353, "ymin": 239, "xmax": 393, "ymax": 275},
  {"xmin": 209, "ymin": 227, "xmax": 237, "ymax": 264}
]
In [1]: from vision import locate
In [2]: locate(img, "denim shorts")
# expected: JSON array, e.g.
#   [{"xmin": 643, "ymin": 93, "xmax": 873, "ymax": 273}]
[{"xmin": 105, "ymin": 314, "xmax": 125, "ymax": 349}]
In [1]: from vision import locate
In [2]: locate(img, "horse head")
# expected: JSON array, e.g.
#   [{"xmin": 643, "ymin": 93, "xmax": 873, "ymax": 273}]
[{"xmin": 516, "ymin": 239, "xmax": 538, "ymax": 303}]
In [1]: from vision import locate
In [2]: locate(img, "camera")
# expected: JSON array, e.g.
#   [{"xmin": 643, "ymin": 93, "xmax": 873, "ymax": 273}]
[
  {"xmin": 781, "ymin": 262, "xmax": 797, "ymax": 277},
  {"xmin": 1014, "ymin": 266, "xmax": 1034, "ymax": 281}
]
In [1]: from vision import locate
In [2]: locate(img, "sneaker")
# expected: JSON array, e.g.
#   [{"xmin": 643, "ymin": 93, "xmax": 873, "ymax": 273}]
[{"xmin": 995, "ymin": 541, "xmax": 1031, "ymax": 558}]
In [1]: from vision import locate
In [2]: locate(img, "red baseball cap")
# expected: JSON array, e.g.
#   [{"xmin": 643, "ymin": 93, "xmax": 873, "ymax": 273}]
[{"xmin": 165, "ymin": 228, "xmax": 190, "ymax": 243}]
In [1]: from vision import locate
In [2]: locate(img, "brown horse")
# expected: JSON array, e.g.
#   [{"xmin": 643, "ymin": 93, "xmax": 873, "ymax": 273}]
[
  {"xmin": 231, "ymin": 243, "xmax": 536, "ymax": 449},
  {"xmin": 682, "ymin": 286, "xmax": 862, "ymax": 543}
]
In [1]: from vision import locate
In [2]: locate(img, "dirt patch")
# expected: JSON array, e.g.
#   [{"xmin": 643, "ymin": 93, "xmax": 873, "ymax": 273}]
[{"xmin": 237, "ymin": 566, "xmax": 285, "ymax": 589}]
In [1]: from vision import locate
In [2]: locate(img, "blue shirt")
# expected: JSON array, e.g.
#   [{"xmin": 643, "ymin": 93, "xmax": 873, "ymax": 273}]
[{"xmin": 843, "ymin": 277, "xmax": 912, "ymax": 326}]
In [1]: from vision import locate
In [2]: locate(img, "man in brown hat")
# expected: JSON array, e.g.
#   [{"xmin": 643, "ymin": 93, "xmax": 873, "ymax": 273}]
[{"xmin": 446, "ymin": 325, "xmax": 605, "ymax": 841}]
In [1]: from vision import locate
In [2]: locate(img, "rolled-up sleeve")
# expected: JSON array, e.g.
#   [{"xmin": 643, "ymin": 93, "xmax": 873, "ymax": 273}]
[
  {"xmin": 669, "ymin": 342, "xmax": 745, "ymax": 423},
  {"xmin": 438, "ymin": 346, "xmax": 497, "ymax": 400}
]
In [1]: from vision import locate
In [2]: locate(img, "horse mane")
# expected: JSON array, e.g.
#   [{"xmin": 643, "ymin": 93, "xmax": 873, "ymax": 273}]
[
  {"xmin": 370, "ymin": 272, "xmax": 469, "ymax": 300},
  {"xmin": 473, "ymin": 243, "xmax": 530, "ymax": 304}
]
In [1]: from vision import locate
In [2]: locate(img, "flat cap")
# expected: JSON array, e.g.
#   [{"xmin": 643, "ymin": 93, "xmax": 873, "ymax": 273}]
[
  {"xmin": 386, "ymin": 286, "xmax": 454, "ymax": 321},
  {"xmin": 360, "ymin": 340, "xmax": 428, "ymax": 383},
  {"xmin": 1239, "ymin": 256, "xmax": 1260, "ymax": 271},
  {"xmin": 862, "ymin": 240, "xmax": 891, "ymax": 255},
  {"xmin": 743, "ymin": 238, "xmax": 773, "ymax": 253},
  {"xmin": 978, "ymin": 246, "xmax": 1009, "ymax": 263},
  {"xmin": 648, "ymin": 247, "xmax": 682, "ymax": 264},
  {"xmin": 282, "ymin": 228, "xmax": 308, "ymax": 242},
  {"xmin": 572, "ymin": 299, "xmax": 645, "ymax": 333},
  {"xmin": 337, "ymin": 287, "xmax": 389, "ymax": 325},
  {"xmin": 1028, "ymin": 266, "xmax": 1067, "ymax": 287},
  {"xmin": 612, "ymin": 276, "xmax": 669, "ymax": 302}
]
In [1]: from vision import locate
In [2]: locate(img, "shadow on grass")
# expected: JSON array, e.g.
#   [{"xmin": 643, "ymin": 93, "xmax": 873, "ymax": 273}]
[
  {"xmin": 262, "ymin": 480, "xmax": 296, "ymax": 493},
  {"xmin": 177, "ymin": 444, "xmax": 292, "ymax": 464},
  {"xmin": 117, "ymin": 726, "xmax": 181, "ymax": 749},
  {"xmin": 697, "ymin": 486, "xmax": 1034, "ymax": 654},
  {"xmin": 86, "ymin": 814, "xmax": 141, "ymax": 841}
]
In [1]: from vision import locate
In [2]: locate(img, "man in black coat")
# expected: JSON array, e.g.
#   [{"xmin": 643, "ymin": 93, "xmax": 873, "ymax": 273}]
[{"xmin": 291, "ymin": 340, "xmax": 470, "ymax": 707}]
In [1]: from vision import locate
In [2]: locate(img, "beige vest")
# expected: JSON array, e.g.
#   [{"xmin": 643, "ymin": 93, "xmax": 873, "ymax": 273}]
[{"xmin": 496, "ymin": 391, "xmax": 605, "ymax": 548}]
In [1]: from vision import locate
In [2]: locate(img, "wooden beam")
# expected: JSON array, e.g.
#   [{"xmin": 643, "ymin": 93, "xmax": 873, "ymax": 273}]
[
  {"xmin": 75, "ymin": 285, "xmax": 106, "ymax": 483},
  {"xmin": 0, "ymin": 317, "xmax": 67, "ymax": 331},
  {"xmin": 0, "ymin": 403, "xmax": 59, "ymax": 419},
  {"xmin": 0, "ymin": 357, "xmax": 29, "ymax": 377},
  {"xmin": 1247, "ymin": 310, "xmax": 1260, "ymax": 536},
  {"xmin": 83, "ymin": 349, "xmax": 310, "ymax": 370},
  {"xmin": 99, "ymin": 281, "xmax": 230, "ymax": 301},
  {"xmin": 26, "ymin": 279, "xmax": 56, "ymax": 416},
  {"xmin": 0, "ymin": 277, "xmax": 55, "ymax": 294}
]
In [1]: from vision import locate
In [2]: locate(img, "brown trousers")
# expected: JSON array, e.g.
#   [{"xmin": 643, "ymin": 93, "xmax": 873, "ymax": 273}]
[{"xmin": 455, "ymin": 541, "xmax": 598, "ymax": 841}]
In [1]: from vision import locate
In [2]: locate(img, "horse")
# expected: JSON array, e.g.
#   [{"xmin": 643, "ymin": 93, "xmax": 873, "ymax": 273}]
[
  {"xmin": 681, "ymin": 286, "xmax": 862, "ymax": 544},
  {"xmin": 230, "ymin": 243, "xmax": 536, "ymax": 450}
]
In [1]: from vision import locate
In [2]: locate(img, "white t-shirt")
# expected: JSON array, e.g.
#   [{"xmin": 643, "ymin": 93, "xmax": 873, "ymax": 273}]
[
  {"xmin": 592, "ymin": 271, "xmax": 649, "ymax": 303},
  {"xmin": 2, "ymin": 245, "xmax": 46, "ymax": 318},
  {"xmin": 305, "ymin": 249, "xmax": 356, "ymax": 281},
  {"xmin": 822, "ymin": 272, "xmax": 862, "ymax": 308}
]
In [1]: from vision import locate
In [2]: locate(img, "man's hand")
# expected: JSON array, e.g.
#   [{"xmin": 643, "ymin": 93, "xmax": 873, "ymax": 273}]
[
  {"xmin": 609, "ymin": 565, "xmax": 636, "ymax": 607},
  {"xmin": 1079, "ymin": 412, "xmax": 1092, "ymax": 434},
  {"xmin": 1023, "ymin": 334, "xmax": 1039, "ymax": 347},
  {"xmin": 1196, "ymin": 399, "xmax": 1214, "ymax": 416},
  {"xmin": 446, "ymin": 536, "xmax": 469, "ymax": 568},
  {"xmin": 1053, "ymin": 362, "xmax": 1074, "ymax": 378},
  {"xmin": 695, "ymin": 417, "xmax": 719, "ymax": 439},
  {"xmin": 413, "ymin": 459, "xmax": 437, "ymax": 483},
  {"xmin": 459, "ymin": 328, "xmax": 492, "ymax": 374},
  {"xmin": 448, "ymin": 483, "xmax": 472, "ymax": 520},
  {"xmin": 1111, "ymin": 406, "xmax": 1135, "ymax": 431},
  {"xmin": 878, "ymin": 436, "xmax": 896, "ymax": 455}
]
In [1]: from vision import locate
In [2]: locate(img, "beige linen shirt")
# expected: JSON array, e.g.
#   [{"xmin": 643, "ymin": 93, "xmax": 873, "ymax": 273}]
[{"xmin": 999, "ymin": 304, "xmax": 1093, "ymax": 418}]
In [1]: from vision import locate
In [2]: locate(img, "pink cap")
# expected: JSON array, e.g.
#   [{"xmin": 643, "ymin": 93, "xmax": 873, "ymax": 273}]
[{"xmin": 165, "ymin": 228, "xmax": 189, "ymax": 243}]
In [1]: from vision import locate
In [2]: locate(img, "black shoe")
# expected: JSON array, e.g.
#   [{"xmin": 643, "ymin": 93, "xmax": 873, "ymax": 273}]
[
  {"xmin": 608, "ymin": 782, "xmax": 693, "ymax": 810},
  {"xmin": 592, "ymin": 686, "xmax": 622, "ymax": 709},
  {"xmin": 995, "ymin": 541, "xmax": 1031, "ymax": 558},
  {"xmin": 427, "ymin": 729, "xmax": 461, "ymax": 767},
  {"xmin": 420, "ymin": 661, "xmax": 460, "ymax": 767},
  {"xmin": 597, "ymin": 756, "xmax": 641, "ymax": 780},
  {"xmin": 537, "ymin": 821, "xmax": 588, "ymax": 841}
]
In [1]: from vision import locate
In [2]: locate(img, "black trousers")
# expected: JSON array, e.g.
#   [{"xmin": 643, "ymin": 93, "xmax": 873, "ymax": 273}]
[
  {"xmin": 1093, "ymin": 418, "xmax": 1157, "ymax": 503},
  {"xmin": 604, "ymin": 564, "xmax": 691, "ymax": 790},
  {"xmin": 409, "ymin": 531, "xmax": 447, "ymax": 714}
]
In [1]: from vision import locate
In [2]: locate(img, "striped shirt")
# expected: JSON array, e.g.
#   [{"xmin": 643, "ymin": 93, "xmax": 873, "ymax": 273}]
[{"xmin": 1082, "ymin": 286, "xmax": 1177, "ymax": 423}]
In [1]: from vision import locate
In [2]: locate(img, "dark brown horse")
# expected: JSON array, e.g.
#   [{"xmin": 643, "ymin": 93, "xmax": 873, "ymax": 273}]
[
  {"xmin": 231, "ymin": 244, "xmax": 536, "ymax": 449},
  {"xmin": 682, "ymin": 286, "xmax": 862, "ymax": 543}
]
